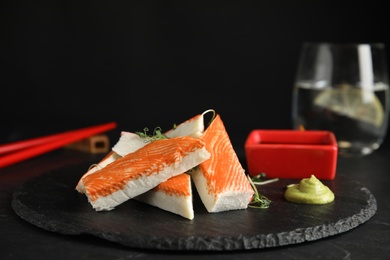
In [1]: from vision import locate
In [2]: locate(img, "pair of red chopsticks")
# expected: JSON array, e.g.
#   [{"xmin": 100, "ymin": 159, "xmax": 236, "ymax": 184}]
[{"xmin": 0, "ymin": 122, "xmax": 117, "ymax": 168}]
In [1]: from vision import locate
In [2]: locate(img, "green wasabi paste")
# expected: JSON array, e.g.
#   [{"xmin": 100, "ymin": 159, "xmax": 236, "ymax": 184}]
[{"xmin": 284, "ymin": 175, "xmax": 335, "ymax": 204}]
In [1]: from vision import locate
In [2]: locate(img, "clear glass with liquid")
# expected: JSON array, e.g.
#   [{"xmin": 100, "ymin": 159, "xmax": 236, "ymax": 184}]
[{"xmin": 292, "ymin": 43, "xmax": 390, "ymax": 157}]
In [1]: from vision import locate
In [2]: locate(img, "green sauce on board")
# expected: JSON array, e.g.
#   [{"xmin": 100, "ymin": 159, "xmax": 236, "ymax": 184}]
[{"xmin": 284, "ymin": 175, "xmax": 335, "ymax": 204}]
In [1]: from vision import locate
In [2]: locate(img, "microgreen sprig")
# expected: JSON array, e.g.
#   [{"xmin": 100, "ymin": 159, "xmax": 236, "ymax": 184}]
[
  {"xmin": 136, "ymin": 127, "xmax": 168, "ymax": 143},
  {"xmin": 247, "ymin": 175, "xmax": 271, "ymax": 209},
  {"xmin": 251, "ymin": 173, "xmax": 279, "ymax": 185}
]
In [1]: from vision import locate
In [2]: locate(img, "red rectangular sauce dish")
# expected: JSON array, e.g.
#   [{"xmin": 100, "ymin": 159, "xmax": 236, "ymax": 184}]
[{"xmin": 244, "ymin": 130, "xmax": 338, "ymax": 180}]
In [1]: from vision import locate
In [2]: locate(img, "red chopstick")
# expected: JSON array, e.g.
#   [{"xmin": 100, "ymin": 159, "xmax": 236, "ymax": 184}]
[
  {"xmin": 0, "ymin": 127, "xmax": 109, "ymax": 155},
  {"xmin": 0, "ymin": 122, "xmax": 117, "ymax": 168}
]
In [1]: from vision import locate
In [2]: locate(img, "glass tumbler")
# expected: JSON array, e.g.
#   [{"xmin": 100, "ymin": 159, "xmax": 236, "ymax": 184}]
[{"xmin": 292, "ymin": 43, "xmax": 390, "ymax": 157}]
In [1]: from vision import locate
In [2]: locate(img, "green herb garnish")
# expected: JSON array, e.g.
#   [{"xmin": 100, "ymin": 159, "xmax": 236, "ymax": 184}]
[
  {"xmin": 136, "ymin": 127, "xmax": 168, "ymax": 143},
  {"xmin": 251, "ymin": 173, "xmax": 279, "ymax": 185},
  {"xmin": 247, "ymin": 175, "xmax": 271, "ymax": 209}
]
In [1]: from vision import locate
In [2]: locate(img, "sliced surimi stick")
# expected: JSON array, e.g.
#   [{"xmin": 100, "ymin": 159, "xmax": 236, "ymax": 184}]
[
  {"xmin": 76, "ymin": 136, "xmax": 210, "ymax": 211},
  {"xmin": 113, "ymin": 109, "xmax": 213, "ymax": 156},
  {"xmin": 77, "ymin": 110, "xmax": 210, "ymax": 181},
  {"xmin": 164, "ymin": 109, "xmax": 212, "ymax": 138},
  {"xmin": 111, "ymin": 131, "xmax": 147, "ymax": 157},
  {"xmin": 191, "ymin": 114, "xmax": 254, "ymax": 213},
  {"xmin": 135, "ymin": 173, "xmax": 194, "ymax": 219}
]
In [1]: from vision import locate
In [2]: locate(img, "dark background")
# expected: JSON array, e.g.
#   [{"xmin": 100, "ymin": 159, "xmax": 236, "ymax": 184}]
[{"xmin": 1, "ymin": 0, "xmax": 389, "ymax": 153}]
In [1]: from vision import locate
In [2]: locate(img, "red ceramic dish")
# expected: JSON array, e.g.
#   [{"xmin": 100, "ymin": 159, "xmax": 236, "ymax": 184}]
[{"xmin": 244, "ymin": 130, "xmax": 338, "ymax": 180}]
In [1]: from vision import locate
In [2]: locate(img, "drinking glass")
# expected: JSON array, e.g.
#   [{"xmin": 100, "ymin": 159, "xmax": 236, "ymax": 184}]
[{"xmin": 292, "ymin": 43, "xmax": 390, "ymax": 157}]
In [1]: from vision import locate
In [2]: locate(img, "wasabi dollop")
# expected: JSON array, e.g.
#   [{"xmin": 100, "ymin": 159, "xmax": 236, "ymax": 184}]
[{"xmin": 284, "ymin": 175, "xmax": 335, "ymax": 204}]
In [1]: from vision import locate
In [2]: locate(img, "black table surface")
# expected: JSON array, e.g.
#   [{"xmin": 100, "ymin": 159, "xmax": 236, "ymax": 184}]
[{"xmin": 1, "ymin": 139, "xmax": 390, "ymax": 260}]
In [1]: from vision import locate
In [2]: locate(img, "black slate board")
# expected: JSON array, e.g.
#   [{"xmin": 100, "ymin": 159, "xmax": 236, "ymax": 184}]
[{"xmin": 12, "ymin": 161, "xmax": 377, "ymax": 251}]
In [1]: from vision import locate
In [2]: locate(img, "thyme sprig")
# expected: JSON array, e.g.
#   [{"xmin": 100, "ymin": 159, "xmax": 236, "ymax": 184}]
[
  {"xmin": 247, "ymin": 174, "xmax": 271, "ymax": 209},
  {"xmin": 136, "ymin": 127, "xmax": 168, "ymax": 143}
]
